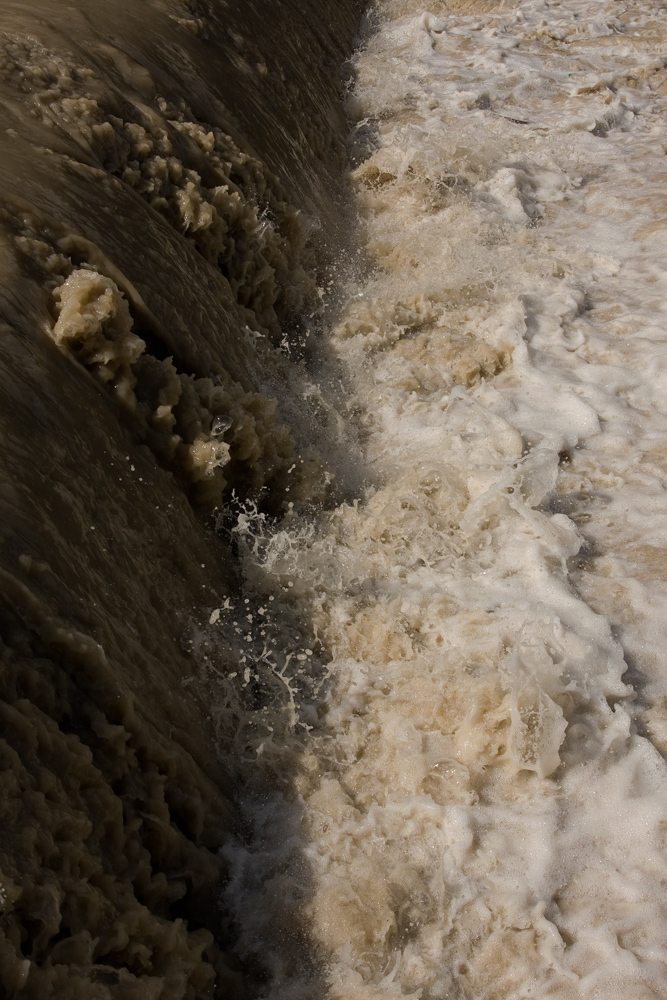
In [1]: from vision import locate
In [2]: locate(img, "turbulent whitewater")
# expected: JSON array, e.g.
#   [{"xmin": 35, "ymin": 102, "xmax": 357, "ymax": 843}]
[
  {"xmin": 222, "ymin": 1, "xmax": 667, "ymax": 998},
  {"xmin": 4, "ymin": 0, "xmax": 667, "ymax": 997}
]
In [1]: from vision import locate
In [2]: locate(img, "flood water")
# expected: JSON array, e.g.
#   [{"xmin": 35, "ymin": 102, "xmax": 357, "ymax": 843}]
[
  {"xmin": 225, "ymin": 2, "xmax": 667, "ymax": 997},
  {"xmin": 2, "ymin": 0, "xmax": 667, "ymax": 998}
]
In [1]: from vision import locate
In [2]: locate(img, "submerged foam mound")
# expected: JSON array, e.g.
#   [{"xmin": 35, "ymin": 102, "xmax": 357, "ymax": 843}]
[{"xmin": 0, "ymin": 0, "xmax": 362, "ymax": 995}]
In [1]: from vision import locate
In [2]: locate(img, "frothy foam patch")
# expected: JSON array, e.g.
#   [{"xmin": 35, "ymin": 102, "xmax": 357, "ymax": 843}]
[{"xmin": 218, "ymin": 0, "xmax": 667, "ymax": 996}]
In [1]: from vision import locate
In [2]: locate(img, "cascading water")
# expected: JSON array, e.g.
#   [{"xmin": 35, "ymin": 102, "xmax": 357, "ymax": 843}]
[{"xmin": 3, "ymin": 0, "xmax": 667, "ymax": 996}]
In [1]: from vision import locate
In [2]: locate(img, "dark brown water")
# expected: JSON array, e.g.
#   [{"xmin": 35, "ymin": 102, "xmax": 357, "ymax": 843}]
[{"xmin": 0, "ymin": 1, "xmax": 363, "ymax": 995}]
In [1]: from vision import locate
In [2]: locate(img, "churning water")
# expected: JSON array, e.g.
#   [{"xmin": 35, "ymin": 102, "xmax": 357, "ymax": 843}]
[
  {"xmin": 3, "ymin": 0, "xmax": 667, "ymax": 996},
  {"xmin": 221, "ymin": 1, "xmax": 667, "ymax": 997}
]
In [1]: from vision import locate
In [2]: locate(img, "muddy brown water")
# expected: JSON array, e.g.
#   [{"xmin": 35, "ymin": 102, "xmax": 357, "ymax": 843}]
[{"xmin": 0, "ymin": 1, "xmax": 364, "ymax": 995}]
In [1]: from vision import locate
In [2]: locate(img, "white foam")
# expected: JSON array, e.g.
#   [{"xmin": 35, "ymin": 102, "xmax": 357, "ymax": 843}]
[{"xmin": 222, "ymin": 1, "xmax": 667, "ymax": 995}]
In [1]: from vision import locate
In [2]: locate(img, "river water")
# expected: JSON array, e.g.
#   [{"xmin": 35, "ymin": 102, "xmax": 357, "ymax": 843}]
[
  {"xmin": 0, "ymin": 0, "xmax": 361, "ymax": 995},
  {"xmin": 3, "ymin": 0, "xmax": 667, "ymax": 997},
  {"xmin": 222, "ymin": 1, "xmax": 667, "ymax": 998}
]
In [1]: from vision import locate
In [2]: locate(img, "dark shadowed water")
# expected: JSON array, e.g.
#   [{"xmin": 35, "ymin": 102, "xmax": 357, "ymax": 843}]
[{"xmin": 0, "ymin": 1, "xmax": 362, "ymax": 995}]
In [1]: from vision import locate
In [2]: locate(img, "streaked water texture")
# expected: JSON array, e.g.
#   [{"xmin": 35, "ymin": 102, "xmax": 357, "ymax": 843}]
[{"xmin": 0, "ymin": 0, "xmax": 361, "ymax": 995}]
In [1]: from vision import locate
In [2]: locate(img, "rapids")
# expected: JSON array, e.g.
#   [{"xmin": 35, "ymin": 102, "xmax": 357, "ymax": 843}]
[
  {"xmin": 3, "ymin": 0, "xmax": 667, "ymax": 998},
  {"xmin": 222, "ymin": 1, "xmax": 667, "ymax": 998}
]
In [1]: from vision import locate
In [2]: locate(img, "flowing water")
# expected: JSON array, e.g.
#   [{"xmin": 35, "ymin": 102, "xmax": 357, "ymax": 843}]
[
  {"xmin": 222, "ymin": 1, "xmax": 667, "ymax": 998},
  {"xmin": 0, "ymin": 0, "xmax": 361, "ymax": 995},
  {"xmin": 4, "ymin": 0, "xmax": 667, "ymax": 997}
]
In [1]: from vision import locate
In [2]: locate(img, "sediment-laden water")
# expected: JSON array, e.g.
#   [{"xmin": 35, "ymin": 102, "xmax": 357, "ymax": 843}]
[
  {"xmin": 220, "ymin": 1, "xmax": 667, "ymax": 998},
  {"xmin": 4, "ymin": 0, "xmax": 667, "ymax": 997},
  {"xmin": 0, "ymin": 0, "xmax": 362, "ymax": 995}
]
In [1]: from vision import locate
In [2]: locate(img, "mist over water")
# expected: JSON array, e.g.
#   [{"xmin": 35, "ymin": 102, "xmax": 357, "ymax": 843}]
[{"xmin": 3, "ymin": 0, "xmax": 667, "ymax": 997}]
